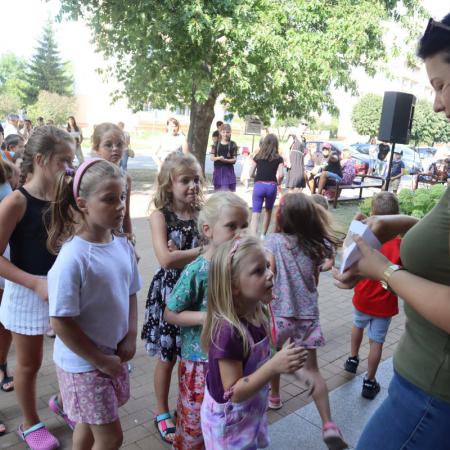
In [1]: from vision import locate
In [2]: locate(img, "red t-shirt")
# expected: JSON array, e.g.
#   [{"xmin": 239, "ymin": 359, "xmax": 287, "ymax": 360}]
[{"xmin": 352, "ymin": 237, "xmax": 402, "ymax": 318}]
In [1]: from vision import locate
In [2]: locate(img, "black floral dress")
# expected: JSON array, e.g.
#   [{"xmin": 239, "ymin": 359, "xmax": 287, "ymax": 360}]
[{"xmin": 141, "ymin": 207, "xmax": 200, "ymax": 362}]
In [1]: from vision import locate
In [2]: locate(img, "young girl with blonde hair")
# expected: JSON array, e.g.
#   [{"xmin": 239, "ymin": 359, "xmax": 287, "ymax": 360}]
[
  {"xmin": 265, "ymin": 193, "xmax": 347, "ymax": 450},
  {"xmin": 200, "ymin": 235, "xmax": 307, "ymax": 449},
  {"xmin": 141, "ymin": 152, "xmax": 204, "ymax": 444}
]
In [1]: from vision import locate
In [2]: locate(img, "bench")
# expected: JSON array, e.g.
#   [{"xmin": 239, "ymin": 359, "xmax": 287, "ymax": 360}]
[{"xmin": 319, "ymin": 175, "xmax": 384, "ymax": 208}]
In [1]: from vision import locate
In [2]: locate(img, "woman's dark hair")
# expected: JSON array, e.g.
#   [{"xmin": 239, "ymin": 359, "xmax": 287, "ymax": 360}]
[
  {"xmin": 418, "ymin": 14, "xmax": 450, "ymax": 62},
  {"xmin": 276, "ymin": 193, "xmax": 339, "ymax": 262},
  {"xmin": 254, "ymin": 133, "xmax": 280, "ymax": 161},
  {"xmin": 67, "ymin": 116, "xmax": 80, "ymax": 132}
]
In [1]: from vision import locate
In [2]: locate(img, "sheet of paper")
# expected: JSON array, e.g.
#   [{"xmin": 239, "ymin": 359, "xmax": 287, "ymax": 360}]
[{"xmin": 339, "ymin": 220, "xmax": 381, "ymax": 273}]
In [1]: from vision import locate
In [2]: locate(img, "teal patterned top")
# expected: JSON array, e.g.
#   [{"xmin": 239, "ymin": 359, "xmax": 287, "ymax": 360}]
[{"xmin": 166, "ymin": 256, "xmax": 209, "ymax": 362}]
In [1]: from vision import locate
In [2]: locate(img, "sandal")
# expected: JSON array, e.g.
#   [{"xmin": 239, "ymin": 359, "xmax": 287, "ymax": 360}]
[
  {"xmin": 268, "ymin": 395, "xmax": 283, "ymax": 410},
  {"xmin": 48, "ymin": 395, "xmax": 76, "ymax": 430},
  {"xmin": 154, "ymin": 412, "xmax": 176, "ymax": 444},
  {"xmin": 323, "ymin": 421, "xmax": 348, "ymax": 450},
  {"xmin": 0, "ymin": 363, "xmax": 14, "ymax": 392},
  {"xmin": 17, "ymin": 422, "xmax": 59, "ymax": 450}
]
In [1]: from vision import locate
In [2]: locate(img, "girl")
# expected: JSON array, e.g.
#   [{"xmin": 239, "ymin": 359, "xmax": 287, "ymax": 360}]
[
  {"xmin": 164, "ymin": 192, "xmax": 249, "ymax": 450},
  {"xmin": 240, "ymin": 147, "xmax": 252, "ymax": 191},
  {"xmin": 1, "ymin": 134, "xmax": 25, "ymax": 163},
  {"xmin": 0, "ymin": 126, "xmax": 75, "ymax": 450},
  {"xmin": 141, "ymin": 152, "xmax": 203, "ymax": 444},
  {"xmin": 210, "ymin": 123, "xmax": 238, "ymax": 192},
  {"xmin": 92, "ymin": 122, "xmax": 133, "ymax": 236},
  {"xmin": 67, "ymin": 116, "xmax": 84, "ymax": 164},
  {"xmin": 315, "ymin": 150, "xmax": 343, "ymax": 195},
  {"xmin": 265, "ymin": 193, "xmax": 347, "ymax": 450},
  {"xmin": 249, "ymin": 134, "xmax": 284, "ymax": 237},
  {"xmin": 200, "ymin": 235, "xmax": 307, "ymax": 450},
  {"xmin": 47, "ymin": 158, "xmax": 141, "ymax": 450}
]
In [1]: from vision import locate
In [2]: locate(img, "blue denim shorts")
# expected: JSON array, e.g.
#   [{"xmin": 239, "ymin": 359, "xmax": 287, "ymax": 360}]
[
  {"xmin": 353, "ymin": 309, "xmax": 391, "ymax": 343},
  {"xmin": 357, "ymin": 371, "xmax": 450, "ymax": 450},
  {"xmin": 326, "ymin": 171, "xmax": 342, "ymax": 183}
]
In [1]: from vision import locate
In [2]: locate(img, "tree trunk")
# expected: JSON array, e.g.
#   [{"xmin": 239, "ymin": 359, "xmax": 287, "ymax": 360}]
[{"xmin": 187, "ymin": 92, "xmax": 217, "ymax": 173}]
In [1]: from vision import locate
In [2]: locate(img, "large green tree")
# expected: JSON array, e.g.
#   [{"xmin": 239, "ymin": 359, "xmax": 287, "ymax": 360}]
[
  {"xmin": 411, "ymin": 99, "xmax": 450, "ymax": 146},
  {"xmin": 0, "ymin": 53, "xmax": 29, "ymax": 109},
  {"xmin": 59, "ymin": 0, "xmax": 423, "ymax": 166},
  {"xmin": 351, "ymin": 93, "xmax": 383, "ymax": 140},
  {"xmin": 27, "ymin": 20, "xmax": 73, "ymax": 103}
]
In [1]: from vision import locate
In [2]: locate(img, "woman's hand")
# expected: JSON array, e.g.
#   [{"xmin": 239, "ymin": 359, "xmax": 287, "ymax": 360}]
[{"xmin": 333, "ymin": 234, "xmax": 390, "ymax": 289}]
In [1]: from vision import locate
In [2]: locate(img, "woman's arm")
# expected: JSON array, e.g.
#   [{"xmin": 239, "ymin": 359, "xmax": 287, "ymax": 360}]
[
  {"xmin": 150, "ymin": 210, "xmax": 200, "ymax": 269},
  {"xmin": 218, "ymin": 340, "xmax": 307, "ymax": 403},
  {"xmin": 334, "ymin": 235, "xmax": 450, "ymax": 334},
  {"xmin": 51, "ymin": 316, "xmax": 123, "ymax": 377}
]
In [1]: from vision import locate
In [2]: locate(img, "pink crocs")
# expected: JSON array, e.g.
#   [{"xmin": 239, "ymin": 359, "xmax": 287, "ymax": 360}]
[
  {"xmin": 323, "ymin": 421, "xmax": 348, "ymax": 450},
  {"xmin": 48, "ymin": 394, "xmax": 76, "ymax": 430},
  {"xmin": 17, "ymin": 422, "xmax": 59, "ymax": 450}
]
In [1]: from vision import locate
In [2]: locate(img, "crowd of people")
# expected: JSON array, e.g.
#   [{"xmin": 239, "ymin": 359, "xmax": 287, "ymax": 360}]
[{"xmin": 0, "ymin": 14, "xmax": 448, "ymax": 450}]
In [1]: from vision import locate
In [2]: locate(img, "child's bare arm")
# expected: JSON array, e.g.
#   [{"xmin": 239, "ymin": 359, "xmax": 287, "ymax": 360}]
[
  {"xmin": 150, "ymin": 210, "xmax": 200, "ymax": 269},
  {"xmin": 117, "ymin": 294, "xmax": 138, "ymax": 362},
  {"xmin": 164, "ymin": 308, "xmax": 206, "ymax": 327}
]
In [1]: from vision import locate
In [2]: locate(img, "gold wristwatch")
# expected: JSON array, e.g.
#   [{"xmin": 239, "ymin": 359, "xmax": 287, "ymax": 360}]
[{"xmin": 380, "ymin": 264, "xmax": 403, "ymax": 291}]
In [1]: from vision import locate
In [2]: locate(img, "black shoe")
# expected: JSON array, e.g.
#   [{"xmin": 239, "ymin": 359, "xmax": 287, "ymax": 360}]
[
  {"xmin": 344, "ymin": 356, "xmax": 359, "ymax": 374},
  {"xmin": 362, "ymin": 378, "xmax": 380, "ymax": 400}
]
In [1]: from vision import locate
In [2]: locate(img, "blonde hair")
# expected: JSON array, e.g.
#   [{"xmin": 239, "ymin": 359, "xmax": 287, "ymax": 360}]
[
  {"xmin": 201, "ymin": 235, "xmax": 268, "ymax": 357},
  {"xmin": 47, "ymin": 160, "xmax": 124, "ymax": 253},
  {"xmin": 152, "ymin": 152, "xmax": 204, "ymax": 211},
  {"xmin": 197, "ymin": 192, "xmax": 248, "ymax": 239},
  {"xmin": 91, "ymin": 122, "xmax": 125, "ymax": 152}
]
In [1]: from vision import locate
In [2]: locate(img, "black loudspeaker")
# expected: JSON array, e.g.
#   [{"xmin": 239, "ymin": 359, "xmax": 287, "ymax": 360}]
[{"xmin": 378, "ymin": 92, "xmax": 416, "ymax": 144}]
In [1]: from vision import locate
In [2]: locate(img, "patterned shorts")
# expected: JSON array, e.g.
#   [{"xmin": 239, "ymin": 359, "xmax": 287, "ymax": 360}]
[
  {"xmin": 173, "ymin": 359, "xmax": 207, "ymax": 450},
  {"xmin": 274, "ymin": 317, "xmax": 325, "ymax": 349},
  {"xmin": 56, "ymin": 363, "xmax": 130, "ymax": 425}
]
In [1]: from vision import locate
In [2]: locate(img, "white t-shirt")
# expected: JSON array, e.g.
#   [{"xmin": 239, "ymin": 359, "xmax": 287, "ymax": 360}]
[
  {"xmin": 3, "ymin": 123, "xmax": 19, "ymax": 138},
  {"xmin": 156, "ymin": 133, "xmax": 185, "ymax": 163},
  {"xmin": 48, "ymin": 235, "xmax": 142, "ymax": 372}
]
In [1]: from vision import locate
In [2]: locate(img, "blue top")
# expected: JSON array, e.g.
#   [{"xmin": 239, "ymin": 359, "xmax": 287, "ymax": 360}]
[
  {"xmin": 0, "ymin": 182, "xmax": 12, "ymax": 202},
  {"xmin": 391, "ymin": 159, "xmax": 405, "ymax": 177}
]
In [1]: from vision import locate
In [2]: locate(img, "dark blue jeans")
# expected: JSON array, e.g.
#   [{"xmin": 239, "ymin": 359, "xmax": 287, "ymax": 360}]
[{"xmin": 357, "ymin": 371, "xmax": 450, "ymax": 450}]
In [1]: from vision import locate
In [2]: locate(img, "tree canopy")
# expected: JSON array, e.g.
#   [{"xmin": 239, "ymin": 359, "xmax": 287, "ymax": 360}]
[
  {"xmin": 59, "ymin": 0, "xmax": 424, "ymax": 165},
  {"xmin": 27, "ymin": 20, "xmax": 73, "ymax": 103},
  {"xmin": 0, "ymin": 53, "xmax": 29, "ymax": 110},
  {"xmin": 351, "ymin": 93, "xmax": 383, "ymax": 139}
]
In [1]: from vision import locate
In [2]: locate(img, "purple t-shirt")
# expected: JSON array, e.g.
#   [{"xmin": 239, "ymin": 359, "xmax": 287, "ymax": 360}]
[{"xmin": 206, "ymin": 319, "xmax": 266, "ymax": 403}]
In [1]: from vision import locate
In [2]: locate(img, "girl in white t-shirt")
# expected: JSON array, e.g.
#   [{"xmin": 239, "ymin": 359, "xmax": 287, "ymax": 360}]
[{"xmin": 47, "ymin": 158, "xmax": 141, "ymax": 450}]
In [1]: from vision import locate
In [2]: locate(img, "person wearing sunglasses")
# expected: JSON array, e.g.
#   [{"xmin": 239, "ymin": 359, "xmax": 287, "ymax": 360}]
[{"xmin": 334, "ymin": 15, "xmax": 450, "ymax": 450}]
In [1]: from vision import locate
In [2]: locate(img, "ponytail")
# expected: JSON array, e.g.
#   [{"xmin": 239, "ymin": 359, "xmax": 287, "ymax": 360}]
[{"xmin": 46, "ymin": 168, "xmax": 80, "ymax": 254}]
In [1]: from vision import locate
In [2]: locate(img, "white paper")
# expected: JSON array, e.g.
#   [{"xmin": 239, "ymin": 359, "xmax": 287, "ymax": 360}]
[{"xmin": 339, "ymin": 220, "xmax": 381, "ymax": 273}]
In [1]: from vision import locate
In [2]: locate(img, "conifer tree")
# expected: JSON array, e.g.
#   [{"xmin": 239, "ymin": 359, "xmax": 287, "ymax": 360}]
[{"xmin": 27, "ymin": 20, "xmax": 73, "ymax": 103}]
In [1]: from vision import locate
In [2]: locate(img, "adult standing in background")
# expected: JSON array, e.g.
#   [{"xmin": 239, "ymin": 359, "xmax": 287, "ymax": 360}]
[
  {"xmin": 22, "ymin": 120, "xmax": 33, "ymax": 144},
  {"xmin": 3, "ymin": 114, "xmax": 20, "ymax": 139},
  {"xmin": 67, "ymin": 116, "xmax": 84, "ymax": 164},
  {"xmin": 118, "ymin": 121, "xmax": 132, "ymax": 171},
  {"xmin": 334, "ymin": 14, "xmax": 450, "ymax": 449},
  {"xmin": 154, "ymin": 118, "xmax": 188, "ymax": 171},
  {"xmin": 285, "ymin": 127, "xmax": 306, "ymax": 192},
  {"xmin": 368, "ymin": 137, "xmax": 378, "ymax": 175}
]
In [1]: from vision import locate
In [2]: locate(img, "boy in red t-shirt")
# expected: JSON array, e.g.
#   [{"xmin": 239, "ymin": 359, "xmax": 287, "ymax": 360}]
[{"xmin": 344, "ymin": 192, "xmax": 401, "ymax": 400}]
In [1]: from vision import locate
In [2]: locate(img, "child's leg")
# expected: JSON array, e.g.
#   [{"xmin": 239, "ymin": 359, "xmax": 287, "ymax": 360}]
[
  {"xmin": 90, "ymin": 420, "xmax": 123, "ymax": 450},
  {"xmin": 262, "ymin": 209, "xmax": 273, "ymax": 235},
  {"xmin": 250, "ymin": 212, "xmax": 261, "ymax": 236},
  {"xmin": 154, "ymin": 357, "xmax": 177, "ymax": 435},
  {"xmin": 304, "ymin": 349, "xmax": 331, "ymax": 424},
  {"xmin": 270, "ymin": 374, "xmax": 281, "ymax": 398},
  {"xmin": 73, "ymin": 423, "xmax": 94, "ymax": 450},
  {"xmin": 12, "ymin": 332, "xmax": 43, "ymax": 429},
  {"xmin": 367, "ymin": 339, "xmax": 383, "ymax": 380},
  {"xmin": 350, "ymin": 325, "xmax": 364, "ymax": 358}
]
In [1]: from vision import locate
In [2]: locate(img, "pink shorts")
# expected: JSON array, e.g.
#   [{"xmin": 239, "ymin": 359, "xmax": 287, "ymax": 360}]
[
  {"xmin": 56, "ymin": 363, "xmax": 130, "ymax": 425},
  {"xmin": 274, "ymin": 317, "xmax": 325, "ymax": 349}
]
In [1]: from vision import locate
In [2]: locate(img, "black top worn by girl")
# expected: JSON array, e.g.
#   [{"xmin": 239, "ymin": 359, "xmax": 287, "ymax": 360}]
[
  {"xmin": 254, "ymin": 157, "xmax": 284, "ymax": 183},
  {"xmin": 9, "ymin": 187, "xmax": 56, "ymax": 276},
  {"xmin": 213, "ymin": 142, "xmax": 238, "ymax": 168},
  {"xmin": 325, "ymin": 154, "xmax": 343, "ymax": 178}
]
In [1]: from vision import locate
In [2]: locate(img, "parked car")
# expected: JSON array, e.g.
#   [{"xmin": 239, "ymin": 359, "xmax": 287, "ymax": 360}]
[{"xmin": 350, "ymin": 143, "xmax": 422, "ymax": 175}]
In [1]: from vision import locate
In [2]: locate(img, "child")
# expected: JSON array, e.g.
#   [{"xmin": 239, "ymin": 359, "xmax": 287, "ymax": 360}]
[
  {"xmin": 265, "ymin": 193, "xmax": 348, "ymax": 450},
  {"xmin": 344, "ymin": 192, "xmax": 401, "ymax": 399},
  {"xmin": 210, "ymin": 123, "xmax": 238, "ymax": 192},
  {"xmin": 1, "ymin": 134, "xmax": 25, "ymax": 163},
  {"xmin": 240, "ymin": 147, "xmax": 252, "ymax": 191},
  {"xmin": 164, "ymin": 192, "xmax": 249, "ymax": 450},
  {"xmin": 141, "ymin": 152, "xmax": 203, "ymax": 444},
  {"xmin": 340, "ymin": 149, "xmax": 356, "ymax": 186},
  {"xmin": 92, "ymin": 122, "xmax": 133, "ymax": 236},
  {"xmin": 388, "ymin": 149, "xmax": 405, "ymax": 194},
  {"xmin": 200, "ymin": 235, "xmax": 307, "ymax": 449},
  {"xmin": 0, "ymin": 126, "xmax": 75, "ymax": 449},
  {"xmin": 47, "ymin": 158, "xmax": 141, "ymax": 450}
]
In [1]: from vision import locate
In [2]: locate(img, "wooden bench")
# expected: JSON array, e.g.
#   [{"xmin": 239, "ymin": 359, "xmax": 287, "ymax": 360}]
[{"xmin": 320, "ymin": 175, "xmax": 384, "ymax": 208}]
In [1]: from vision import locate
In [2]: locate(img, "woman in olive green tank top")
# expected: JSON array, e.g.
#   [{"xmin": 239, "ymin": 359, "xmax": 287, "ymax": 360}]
[{"xmin": 334, "ymin": 15, "xmax": 450, "ymax": 450}]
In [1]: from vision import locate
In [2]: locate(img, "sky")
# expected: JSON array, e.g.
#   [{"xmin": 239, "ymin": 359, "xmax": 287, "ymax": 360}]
[{"xmin": 1, "ymin": 0, "xmax": 449, "ymax": 98}]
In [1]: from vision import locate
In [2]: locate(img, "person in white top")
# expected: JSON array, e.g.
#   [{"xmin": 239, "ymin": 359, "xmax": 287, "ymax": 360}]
[
  {"xmin": 3, "ymin": 113, "xmax": 20, "ymax": 139},
  {"xmin": 47, "ymin": 158, "xmax": 141, "ymax": 450},
  {"xmin": 154, "ymin": 117, "xmax": 189, "ymax": 171}
]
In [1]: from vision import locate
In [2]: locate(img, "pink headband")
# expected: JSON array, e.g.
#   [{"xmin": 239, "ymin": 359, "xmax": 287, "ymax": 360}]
[{"xmin": 72, "ymin": 158, "xmax": 103, "ymax": 199}]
